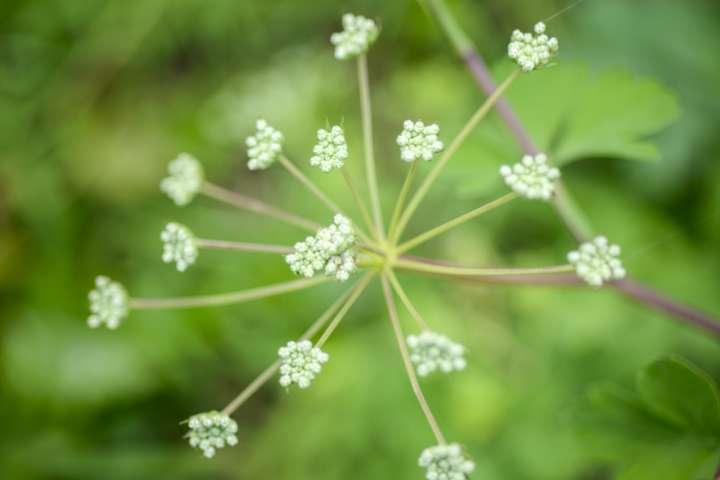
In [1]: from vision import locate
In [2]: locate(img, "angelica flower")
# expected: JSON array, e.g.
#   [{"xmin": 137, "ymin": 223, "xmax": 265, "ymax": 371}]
[
  {"xmin": 278, "ymin": 340, "xmax": 329, "ymax": 389},
  {"xmin": 246, "ymin": 119, "xmax": 284, "ymax": 171},
  {"xmin": 330, "ymin": 13, "xmax": 379, "ymax": 60},
  {"xmin": 507, "ymin": 21, "xmax": 559, "ymax": 72},
  {"xmin": 418, "ymin": 443, "xmax": 475, "ymax": 480},
  {"xmin": 396, "ymin": 120, "xmax": 443, "ymax": 162},
  {"xmin": 88, "ymin": 276, "xmax": 129, "ymax": 329},
  {"xmin": 160, "ymin": 153, "xmax": 204, "ymax": 206},
  {"xmin": 161, "ymin": 222, "xmax": 198, "ymax": 272},
  {"xmin": 407, "ymin": 331, "xmax": 466, "ymax": 377},
  {"xmin": 568, "ymin": 236, "xmax": 626, "ymax": 287},
  {"xmin": 186, "ymin": 411, "xmax": 238, "ymax": 458},
  {"xmin": 286, "ymin": 214, "xmax": 357, "ymax": 282},
  {"xmin": 500, "ymin": 153, "xmax": 560, "ymax": 200},
  {"xmin": 310, "ymin": 125, "xmax": 348, "ymax": 172}
]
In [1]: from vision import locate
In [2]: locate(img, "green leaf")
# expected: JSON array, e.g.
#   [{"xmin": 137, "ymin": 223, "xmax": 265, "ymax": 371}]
[{"xmin": 637, "ymin": 355, "xmax": 720, "ymax": 435}]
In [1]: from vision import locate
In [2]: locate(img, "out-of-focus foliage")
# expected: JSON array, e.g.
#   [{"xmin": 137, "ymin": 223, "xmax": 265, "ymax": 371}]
[{"xmin": 1, "ymin": 0, "xmax": 719, "ymax": 479}]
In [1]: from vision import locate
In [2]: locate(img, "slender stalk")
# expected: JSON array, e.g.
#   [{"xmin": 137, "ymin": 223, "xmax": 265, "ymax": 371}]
[
  {"xmin": 388, "ymin": 160, "xmax": 419, "ymax": 242},
  {"xmin": 201, "ymin": 182, "xmax": 320, "ymax": 232},
  {"xmin": 393, "ymin": 70, "xmax": 520, "ymax": 242},
  {"xmin": 394, "ymin": 258, "xmax": 574, "ymax": 277},
  {"xmin": 128, "ymin": 276, "xmax": 329, "ymax": 309},
  {"xmin": 196, "ymin": 239, "xmax": 293, "ymax": 254},
  {"xmin": 398, "ymin": 192, "xmax": 517, "ymax": 253},
  {"xmin": 316, "ymin": 273, "xmax": 374, "ymax": 347},
  {"xmin": 221, "ymin": 283, "xmax": 359, "ymax": 415},
  {"xmin": 381, "ymin": 275, "xmax": 446, "ymax": 444},
  {"xmin": 357, "ymin": 54, "xmax": 385, "ymax": 241},
  {"xmin": 342, "ymin": 168, "xmax": 378, "ymax": 240},
  {"xmin": 386, "ymin": 270, "xmax": 429, "ymax": 330}
]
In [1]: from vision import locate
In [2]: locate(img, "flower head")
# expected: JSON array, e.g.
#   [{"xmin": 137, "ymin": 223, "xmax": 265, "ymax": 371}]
[
  {"xmin": 418, "ymin": 443, "xmax": 475, "ymax": 480},
  {"xmin": 568, "ymin": 236, "xmax": 626, "ymax": 287},
  {"xmin": 396, "ymin": 120, "xmax": 443, "ymax": 162},
  {"xmin": 278, "ymin": 340, "xmax": 329, "ymax": 389},
  {"xmin": 161, "ymin": 222, "xmax": 198, "ymax": 272},
  {"xmin": 246, "ymin": 119, "xmax": 284, "ymax": 171},
  {"xmin": 160, "ymin": 153, "xmax": 204, "ymax": 206},
  {"xmin": 330, "ymin": 13, "xmax": 379, "ymax": 60},
  {"xmin": 88, "ymin": 276, "xmax": 129, "ymax": 329},
  {"xmin": 407, "ymin": 331, "xmax": 466, "ymax": 377},
  {"xmin": 500, "ymin": 153, "xmax": 560, "ymax": 200},
  {"xmin": 310, "ymin": 125, "xmax": 348, "ymax": 172},
  {"xmin": 186, "ymin": 411, "xmax": 238, "ymax": 458},
  {"xmin": 508, "ymin": 21, "xmax": 559, "ymax": 72},
  {"xmin": 286, "ymin": 214, "xmax": 357, "ymax": 282}
]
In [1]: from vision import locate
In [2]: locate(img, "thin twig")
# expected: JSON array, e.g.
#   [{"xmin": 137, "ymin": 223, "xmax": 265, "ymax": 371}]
[
  {"xmin": 388, "ymin": 160, "xmax": 419, "ymax": 242},
  {"xmin": 316, "ymin": 273, "xmax": 374, "ymax": 347},
  {"xmin": 387, "ymin": 270, "xmax": 429, "ymax": 330},
  {"xmin": 342, "ymin": 168, "xmax": 379, "ymax": 240},
  {"xmin": 196, "ymin": 239, "xmax": 293, "ymax": 254}
]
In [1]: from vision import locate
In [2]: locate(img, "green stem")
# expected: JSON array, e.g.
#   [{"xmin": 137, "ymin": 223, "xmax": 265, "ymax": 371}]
[
  {"xmin": 393, "ymin": 70, "xmax": 520, "ymax": 242},
  {"xmin": 128, "ymin": 276, "xmax": 329, "ymax": 309},
  {"xmin": 201, "ymin": 182, "xmax": 320, "ymax": 232},
  {"xmin": 316, "ymin": 273, "xmax": 374, "ymax": 347},
  {"xmin": 394, "ymin": 259, "xmax": 574, "ymax": 277},
  {"xmin": 381, "ymin": 274, "xmax": 446, "ymax": 444},
  {"xmin": 357, "ymin": 54, "xmax": 386, "ymax": 241},
  {"xmin": 397, "ymin": 192, "xmax": 517, "ymax": 254},
  {"xmin": 196, "ymin": 239, "xmax": 293, "ymax": 254},
  {"xmin": 388, "ymin": 160, "xmax": 419, "ymax": 243},
  {"xmin": 342, "ymin": 168, "xmax": 379, "ymax": 241},
  {"xmin": 386, "ymin": 270, "xmax": 429, "ymax": 330}
]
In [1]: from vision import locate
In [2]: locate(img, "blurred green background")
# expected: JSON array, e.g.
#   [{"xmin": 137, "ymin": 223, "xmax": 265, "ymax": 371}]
[{"xmin": 2, "ymin": 0, "xmax": 720, "ymax": 478}]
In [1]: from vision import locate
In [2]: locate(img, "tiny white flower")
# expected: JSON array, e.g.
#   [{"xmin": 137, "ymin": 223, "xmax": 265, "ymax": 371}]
[
  {"xmin": 278, "ymin": 340, "xmax": 329, "ymax": 389},
  {"xmin": 330, "ymin": 13, "xmax": 379, "ymax": 60},
  {"xmin": 507, "ymin": 21, "xmax": 559, "ymax": 72},
  {"xmin": 160, "ymin": 153, "xmax": 204, "ymax": 206},
  {"xmin": 161, "ymin": 222, "xmax": 198, "ymax": 272},
  {"xmin": 500, "ymin": 153, "xmax": 560, "ymax": 200},
  {"xmin": 396, "ymin": 120, "xmax": 443, "ymax": 162},
  {"xmin": 407, "ymin": 331, "xmax": 466, "ymax": 377},
  {"xmin": 186, "ymin": 411, "xmax": 238, "ymax": 458},
  {"xmin": 568, "ymin": 236, "xmax": 626, "ymax": 287},
  {"xmin": 310, "ymin": 125, "xmax": 348, "ymax": 172},
  {"xmin": 246, "ymin": 119, "xmax": 284, "ymax": 171},
  {"xmin": 87, "ymin": 276, "xmax": 129, "ymax": 329},
  {"xmin": 286, "ymin": 214, "xmax": 357, "ymax": 282},
  {"xmin": 418, "ymin": 443, "xmax": 475, "ymax": 480}
]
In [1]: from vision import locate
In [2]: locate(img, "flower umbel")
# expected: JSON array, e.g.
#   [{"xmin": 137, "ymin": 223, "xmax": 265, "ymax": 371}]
[
  {"xmin": 500, "ymin": 153, "xmax": 560, "ymax": 200},
  {"xmin": 310, "ymin": 125, "xmax": 348, "ymax": 172},
  {"xmin": 286, "ymin": 214, "xmax": 357, "ymax": 281},
  {"xmin": 407, "ymin": 331, "xmax": 466, "ymax": 377},
  {"xmin": 88, "ymin": 276, "xmax": 129, "ymax": 329},
  {"xmin": 396, "ymin": 120, "xmax": 443, "ymax": 162},
  {"xmin": 186, "ymin": 411, "xmax": 239, "ymax": 458},
  {"xmin": 568, "ymin": 236, "xmax": 626, "ymax": 287},
  {"xmin": 161, "ymin": 222, "xmax": 198, "ymax": 272},
  {"xmin": 507, "ymin": 22, "xmax": 559, "ymax": 72},
  {"xmin": 330, "ymin": 13, "xmax": 379, "ymax": 60},
  {"xmin": 160, "ymin": 153, "xmax": 204, "ymax": 206},
  {"xmin": 278, "ymin": 340, "xmax": 329, "ymax": 389},
  {"xmin": 246, "ymin": 119, "xmax": 284, "ymax": 171},
  {"xmin": 418, "ymin": 443, "xmax": 475, "ymax": 480}
]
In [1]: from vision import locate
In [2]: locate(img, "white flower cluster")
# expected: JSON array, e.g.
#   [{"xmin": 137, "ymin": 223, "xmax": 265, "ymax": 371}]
[
  {"xmin": 246, "ymin": 119, "xmax": 284, "ymax": 170},
  {"xmin": 160, "ymin": 153, "xmax": 204, "ymax": 206},
  {"xmin": 161, "ymin": 222, "xmax": 198, "ymax": 272},
  {"xmin": 500, "ymin": 153, "xmax": 560, "ymax": 200},
  {"xmin": 278, "ymin": 340, "xmax": 329, "ymax": 389},
  {"xmin": 418, "ymin": 443, "xmax": 475, "ymax": 480},
  {"xmin": 396, "ymin": 120, "xmax": 443, "ymax": 162},
  {"xmin": 407, "ymin": 331, "xmax": 466, "ymax": 377},
  {"xmin": 310, "ymin": 125, "xmax": 348, "ymax": 172},
  {"xmin": 88, "ymin": 276, "xmax": 129, "ymax": 329},
  {"xmin": 286, "ymin": 214, "xmax": 357, "ymax": 282},
  {"xmin": 508, "ymin": 22, "xmax": 559, "ymax": 72},
  {"xmin": 186, "ymin": 411, "xmax": 238, "ymax": 458},
  {"xmin": 330, "ymin": 13, "xmax": 379, "ymax": 60},
  {"xmin": 568, "ymin": 236, "xmax": 626, "ymax": 287}
]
